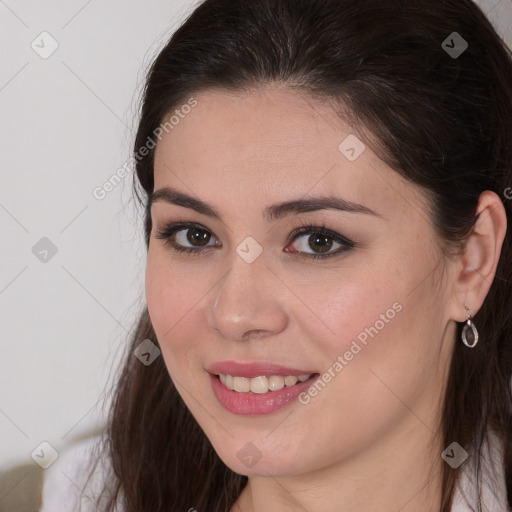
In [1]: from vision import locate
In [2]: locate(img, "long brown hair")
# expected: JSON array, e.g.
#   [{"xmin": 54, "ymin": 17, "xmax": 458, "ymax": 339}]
[{"xmin": 84, "ymin": 1, "xmax": 512, "ymax": 510}]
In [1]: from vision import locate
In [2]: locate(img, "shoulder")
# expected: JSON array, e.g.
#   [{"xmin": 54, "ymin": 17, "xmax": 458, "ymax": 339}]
[
  {"xmin": 39, "ymin": 434, "xmax": 122, "ymax": 512},
  {"xmin": 451, "ymin": 429, "xmax": 511, "ymax": 512}
]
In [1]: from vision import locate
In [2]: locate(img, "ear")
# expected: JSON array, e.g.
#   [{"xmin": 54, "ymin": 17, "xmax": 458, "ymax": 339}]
[{"xmin": 448, "ymin": 190, "xmax": 507, "ymax": 322}]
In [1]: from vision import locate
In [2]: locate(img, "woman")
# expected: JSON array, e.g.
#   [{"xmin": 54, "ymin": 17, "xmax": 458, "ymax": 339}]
[{"xmin": 40, "ymin": 0, "xmax": 512, "ymax": 510}]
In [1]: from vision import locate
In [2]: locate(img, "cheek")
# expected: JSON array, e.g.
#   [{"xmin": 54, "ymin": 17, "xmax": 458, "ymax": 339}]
[
  {"xmin": 307, "ymin": 262, "xmax": 402, "ymax": 354},
  {"xmin": 145, "ymin": 251, "xmax": 192, "ymax": 356},
  {"xmin": 145, "ymin": 249, "xmax": 217, "ymax": 377},
  {"xmin": 309, "ymin": 247, "xmax": 443, "ymax": 388},
  {"xmin": 317, "ymin": 261, "xmax": 445, "ymax": 412},
  {"xmin": 146, "ymin": 248, "xmax": 197, "ymax": 329}
]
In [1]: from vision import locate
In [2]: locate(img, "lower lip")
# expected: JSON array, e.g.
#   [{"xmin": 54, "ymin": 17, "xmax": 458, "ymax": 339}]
[{"xmin": 210, "ymin": 373, "xmax": 319, "ymax": 415}]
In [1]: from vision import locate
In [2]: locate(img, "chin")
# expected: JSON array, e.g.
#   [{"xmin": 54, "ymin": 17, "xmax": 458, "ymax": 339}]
[{"xmin": 204, "ymin": 433, "xmax": 312, "ymax": 477}]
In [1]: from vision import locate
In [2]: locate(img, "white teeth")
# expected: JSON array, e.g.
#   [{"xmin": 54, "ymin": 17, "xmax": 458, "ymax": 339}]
[
  {"xmin": 233, "ymin": 376, "xmax": 250, "ymax": 392},
  {"xmin": 219, "ymin": 373, "xmax": 312, "ymax": 393},
  {"xmin": 268, "ymin": 375, "xmax": 285, "ymax": 391},
  {"xmin": 250, "ymin": 376, "xmax": 269, "ymax": 394},
  {"xmin": 284, "ymin": 375, "xmax": 298, "ymax": 386},
  {"xmin": 220, "ymin": 374, "xmax": 235, "ymax": 390}
]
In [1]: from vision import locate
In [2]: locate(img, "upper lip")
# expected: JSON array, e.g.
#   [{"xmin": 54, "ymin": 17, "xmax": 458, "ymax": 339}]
[{"xmin": 207, "ymin": 360, "xmax": 317, "ymax": 378}]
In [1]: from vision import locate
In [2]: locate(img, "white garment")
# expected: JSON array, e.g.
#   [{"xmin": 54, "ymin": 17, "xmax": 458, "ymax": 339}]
[
  {"xmin": 39, "ymin": 432, "xmax": 510, "ymax": 512},
  {"xmin": 39, "ymin": 435, "xmax": 123, "ymax": 512},
  {"xmin": 451, "ymin": 430, "xmax": 510, "ymax": 512}
]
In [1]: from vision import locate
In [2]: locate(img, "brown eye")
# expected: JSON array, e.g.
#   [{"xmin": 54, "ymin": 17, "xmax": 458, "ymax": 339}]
[
  {"xmin": 155, "ymin": 222, "xmax": 220, "ymax": 255},
  {"xmin": 184, "ymin": 227, "xmax": 211, "ymax": 246},
  {"xmin": 285, "ymin": 224, "xmax": 355, "ymax": 260},
  {"xmin": 308, "ymin": 233, "xmax": 334, "ymax": 253}
]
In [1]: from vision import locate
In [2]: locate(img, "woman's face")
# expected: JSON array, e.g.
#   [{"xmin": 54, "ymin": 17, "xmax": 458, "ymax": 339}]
[{"xmin": 145, "ymin": 86, "xmax": 457, "ymax": 477}]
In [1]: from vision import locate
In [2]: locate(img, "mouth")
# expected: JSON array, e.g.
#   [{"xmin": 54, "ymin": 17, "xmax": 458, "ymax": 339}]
[
  {"xmin": 206, "ymin": 361, "xmax": 320, "ymax": 414},
  {"xmin": 215, "ymin": 373, "xmax": 318, "ymax": 394},
  {"xmin": 209, "ymin": 370, "xmax": 320, "ymax": 415}
]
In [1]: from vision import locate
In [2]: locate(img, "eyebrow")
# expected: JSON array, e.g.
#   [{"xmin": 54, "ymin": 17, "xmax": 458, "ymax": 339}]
[{"xmin": 148, "ymin": 186, "xmax": 382, "ymax": 221}]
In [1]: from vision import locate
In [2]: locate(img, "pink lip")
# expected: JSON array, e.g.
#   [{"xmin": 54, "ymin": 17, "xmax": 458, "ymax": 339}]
[
  {"xmin": 207, "ymin": 360, "xmax": 316, "ymax": 378},
  {"xmin": 209, "ymin": 373, "xmax": 320, "ymax": 415}
]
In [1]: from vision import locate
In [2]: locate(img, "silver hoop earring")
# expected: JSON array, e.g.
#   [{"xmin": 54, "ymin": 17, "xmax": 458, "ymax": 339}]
[{"xmin": 462, "ymin": 307, "xmax": 479, "ymax": 348}]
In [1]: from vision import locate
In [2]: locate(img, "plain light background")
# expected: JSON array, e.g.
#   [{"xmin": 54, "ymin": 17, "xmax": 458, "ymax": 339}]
[
  {"xmin": 0, "ymin": 0, "xmax": 511, "ymax": 472},
  {"xmin": 0, "ymin": 0, "xmax": 196, "ymax": 471}
]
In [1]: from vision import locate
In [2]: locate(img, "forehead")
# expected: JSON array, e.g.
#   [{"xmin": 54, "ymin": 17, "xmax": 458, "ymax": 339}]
[
  {"xmin": 155, "ymin": 87, "xmax": 351, "ymax": 173},
  {"xmin": 152, "ymin": 86, "xmax": 426, "ymax": 222}
]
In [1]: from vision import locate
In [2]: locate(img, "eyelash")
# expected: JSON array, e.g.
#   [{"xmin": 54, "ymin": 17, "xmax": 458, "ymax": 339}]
[{"xmin": 154, "ymin": 220, "xmax": 356, "ymax": 260}]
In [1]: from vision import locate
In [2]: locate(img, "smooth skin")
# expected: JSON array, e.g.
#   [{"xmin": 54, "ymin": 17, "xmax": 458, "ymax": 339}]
[{"xmin": 145, "ymin": 85, "xmax": 507, "ymax": 512}]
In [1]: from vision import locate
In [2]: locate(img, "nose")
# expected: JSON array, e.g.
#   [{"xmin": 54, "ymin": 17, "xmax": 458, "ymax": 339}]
[{"xmin": 208, "ymin": 251, "xmax": 289, "ymax": 342}]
